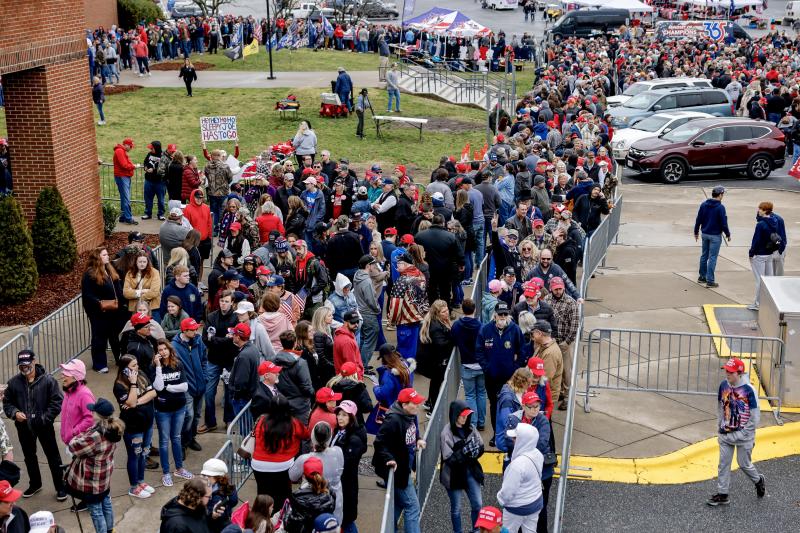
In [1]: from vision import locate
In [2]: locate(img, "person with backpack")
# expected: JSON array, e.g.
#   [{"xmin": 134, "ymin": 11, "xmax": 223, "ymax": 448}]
[
  {"xmin": 747, "ymin": 201, "xmax": 781, "ymax": 311},
  {"xmin": 143, "ymin": 141, "xmax": 168, "ymax": 221}
]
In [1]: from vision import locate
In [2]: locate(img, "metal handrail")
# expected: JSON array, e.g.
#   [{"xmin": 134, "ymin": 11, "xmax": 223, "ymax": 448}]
[{"xmin": 378, "ymin": 469, "xmax": 396, "ymax": 533}]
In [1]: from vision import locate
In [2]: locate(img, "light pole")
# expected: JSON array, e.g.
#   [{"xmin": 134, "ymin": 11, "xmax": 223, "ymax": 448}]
[{"xmin": 266, "ymin": 0, "xmax": 275, "ymax": 79}]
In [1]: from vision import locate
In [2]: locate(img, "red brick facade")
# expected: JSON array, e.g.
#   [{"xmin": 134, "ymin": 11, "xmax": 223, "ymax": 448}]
[
  {"xmin": 84, "ymin": 0, "xmax": 119, "ymax": 31},
  {"xmin": 0, "ymin": 0, "xmax": 104, "ymax": 251}
]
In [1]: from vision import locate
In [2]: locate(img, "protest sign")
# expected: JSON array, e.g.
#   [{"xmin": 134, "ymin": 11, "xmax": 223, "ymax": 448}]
[{"xmin": 200, "ymin": 116, "xmax": 238, "ymax": 142}]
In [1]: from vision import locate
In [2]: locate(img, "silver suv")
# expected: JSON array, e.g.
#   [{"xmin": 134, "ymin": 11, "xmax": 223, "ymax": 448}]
[{"xmin": 607, "ymin": 77, "xmax": 713, "ymax": 108}]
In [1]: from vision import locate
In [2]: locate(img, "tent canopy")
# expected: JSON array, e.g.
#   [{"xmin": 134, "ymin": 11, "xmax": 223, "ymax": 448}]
[
  {"xmin": 404, "ymin": 7, "xmax": 490, "ymax": 37},
  {"xmin": 677, "ymin": 0, "xmax": 761, "ymax": 7},
  {"xmin": 564, "ymin": 0, "xmax": 654, "ymax": 12}
]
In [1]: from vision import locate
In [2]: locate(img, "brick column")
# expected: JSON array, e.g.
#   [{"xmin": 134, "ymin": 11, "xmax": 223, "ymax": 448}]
[{"xmin": 3, "ymin": 59, "xmax": 103, "ymax": 251}]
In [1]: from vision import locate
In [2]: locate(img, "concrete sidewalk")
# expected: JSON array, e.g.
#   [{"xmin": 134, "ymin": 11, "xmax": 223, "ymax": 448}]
[
  {"xmin": 558, "ymin": 183, "xmax": 800, "ymax": 462},
  {"xmin": 118, "ymin": 69, "xmax": 381, "ymax": 89}
]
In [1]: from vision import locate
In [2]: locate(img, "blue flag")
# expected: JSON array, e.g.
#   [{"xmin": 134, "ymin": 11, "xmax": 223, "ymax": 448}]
[
  {"xmin": 269, "ymin": 34, "xmax": 278, "ymax": 51},
  {"xmin": 403, "ymin": 0, "xmax": 416, "ymax": 19},
  {"xmin": 322, "ymin": 15, "xmax": 334, "ymax": 36}
]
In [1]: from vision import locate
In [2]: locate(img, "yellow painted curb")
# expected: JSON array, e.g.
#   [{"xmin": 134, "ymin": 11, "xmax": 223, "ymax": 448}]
[{"xmin": 479, "ymin": 422, "xmax": 800, "ymax": 484}]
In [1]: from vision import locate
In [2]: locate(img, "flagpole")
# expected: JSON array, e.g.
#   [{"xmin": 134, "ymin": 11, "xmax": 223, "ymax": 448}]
[{"xmin": 266, "ymin": 0, "xmax": 275, "ymax": 79}]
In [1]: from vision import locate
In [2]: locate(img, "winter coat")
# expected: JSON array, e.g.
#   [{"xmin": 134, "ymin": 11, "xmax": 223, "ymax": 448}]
[
  {"xmin": 81, "ymin": 271, "xmax": 122, "ymax": 318},
  {"xmin": 161, "ymin": 310, "xmax": 189, "ymax": 341},
  {"xmin": 160, "ymin": 497, "xmax": 212, "ymax": 533},
  {"xmin": 181, "ymin": 165, "xmax": 201, "ymax": 202},
  {"xmin": 3, "ymin": 365, "xmax": 63, "ymax": 431},
  {"xmin": 313, "ymin": 331, "xmax": 336, "ymax": 386},
  {"xmin": 66, "ymin": 423, "xmax": 122, "ymax": 502},
  {"xmin": 274, "ymin": 350, "xmax": 315, "ymax": 423},
  {"xmin": 292, "ymin": 129, "xmax": 318, "ymax": 155},
  {"xmin": 331, "ymin": 423, "xmax": 368, "ymax": 525},
  {"xmin": 257, "ymin": 311, "xmax": 293, "ymax": 354},
  {"xmin": 331, "ymin": 378, "xmax": 373, "ymax": 426},
  {"xmin": 372, "ymin": 402, "xmax": 419, "ymax": 488},
  {"xmin": 159, "ymin": 280, "xmax": 203, "ymax": 322},
  {"xmin": 158, "ymin": 219, "xmax": 191, "ymax": 261},
  {"xmin": 205, "ymin": 308, "xmax": 238, "ymax": 368},
  {"xmin": 113, "ymin": 144, "xmax": 135, "ymax": 177},
  {"xmin": 289, "ymin": 447, "xmax": 345, "ymax": 524},
  {"xmin": 204, "ymin": 159, "xmax": 233, "ymax": 198},
  {"xmin": 300, "ymin": 190, "xmax": 326, "ymax": 232},
  {"xmin": 256, "ymin": 213, "xmax": 285, "ymax": 243},
  {"xmin": 126, "ymin": 332, "xmax": 158, "ymax": 378},
  {"xmin": 60, "ymin": 382, "xmax": 95, "ymax": 445},
  {"xmin": 414, "ymin": 226, "xmax": 464, "ymax": 276},
  {"xmin": 325, "ymin": 273, "xmax": 359, "ymax": 324},
  {"xmin": 285, "ymin": 485, "xmax": 335, "ymax": 533},
  {"xmin": 207, "ymin": 483, "xmax": 239, "ymax": 533},
  {"xmin": 501, "ymin": 410, "xmax": 553, "ymax": 479},
  {"xmin": 230, "ymin": 341, "xmax": 261, "ymax": 400},
  {"xmin": 440, "ymin": 399, "xmax": 484, "ymax": 491},
  {"xmin": 167, "ymin": 160, "xmax": 185, "ymax": 200},
  {"xmin": 184, "ymin": 190, "xmax": 213, "ymax": 240},
  {"xmin": 285, "ymin": 207, "xmax": 308, "ymax": 237},
  {"xmin": 512, "ymin": 300, "xmax": 558, "ymax": 333},
  {"xmin": 353, "ymin": 269, "xmax": 380, "ymax": 317},
  {"xmin": 326, "ymin": 231, "xmax": 363, "ymax": 279},
  {"xmin": 172, "ymin": 334, "xmax": 208, "ymax": 397},
  {"xmin": 496, "ymin": 424, "xmax": 544, "ymax": 516},
  {"xmin": 333, "ymin": 326, "xmax": 363, "ymax": 379},
  {"xmin": 417, "ymin": 319, "xmax": 453, "ymax": 379},
  {"xmin": 475, "ymin": 321, "xmax": 525, "ymax": 382},
  {"xmin": 574, "ymin": 193, "xmax": 610, "ymax": 234},
  {"xmin": 122, "ymin": 268, "xmax": 162, "ymax": 311}
]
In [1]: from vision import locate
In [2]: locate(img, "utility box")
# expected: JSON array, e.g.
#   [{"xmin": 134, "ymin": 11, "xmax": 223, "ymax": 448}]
[{"xmin": 757, "ymin": 277, "xmax": 800, "ymax": 407}]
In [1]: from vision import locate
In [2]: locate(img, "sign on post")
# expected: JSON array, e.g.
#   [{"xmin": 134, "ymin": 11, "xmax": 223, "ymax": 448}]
[{"xmin": 200, "ymin": 116, "xmax": 238, "ymax": 142}]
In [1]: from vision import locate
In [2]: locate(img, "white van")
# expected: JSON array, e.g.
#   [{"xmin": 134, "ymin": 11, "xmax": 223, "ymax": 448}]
[
  {"xmin": 483, "ymin": 0, "xmax": 519, "ymax": 10},
  {"xmin": 606, "ymin": 77, "xmax": 713, "ymax": 108},
  {"xmin": 786, "ymin": 1, "xmax": 800, "ymax": 22}
]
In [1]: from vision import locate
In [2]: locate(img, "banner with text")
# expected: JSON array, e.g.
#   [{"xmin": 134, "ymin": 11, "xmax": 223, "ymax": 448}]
[{"xmin": 200, "ymin": 116, "xmax": 238, "ymax": 142}]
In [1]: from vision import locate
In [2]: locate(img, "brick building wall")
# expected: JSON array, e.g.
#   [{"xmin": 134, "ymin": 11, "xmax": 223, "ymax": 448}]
[
  {"xmin": 84, "ymin": 0, "xmax": 119, "ymax": 31},
  {"xmin": 0, "ymin": 0, "xmax": 104, "ymax": 251}
]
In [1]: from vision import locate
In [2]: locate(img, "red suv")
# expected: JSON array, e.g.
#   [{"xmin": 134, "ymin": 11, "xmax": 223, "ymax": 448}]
[{"xmin": 625, "ymin": 118, "xmax": 786, "ymax": 184}]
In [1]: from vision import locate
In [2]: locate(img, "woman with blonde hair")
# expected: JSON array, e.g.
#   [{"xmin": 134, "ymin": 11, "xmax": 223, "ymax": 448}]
[
  {"xmin": 418, "ymin": 299, "xmax": 453, "ymax": 410},
  {"xmin": 218, "ymin": 197, "xmax": 241, "ymax": 248},
  {"xmin": 165, "ymin": 246, "xmax": 198, "ymax": 287},
  {"xmin": 312, "ymin": 307, "xmax": 336, "ymax": 386},
  {"xmin": 292, "ymin": 120, "xmax": 318, "ymax": 166},
  {"xmin": 122, "ymin": 251, "xmax": 162, "ymax": 313},
  {"xmin": 285, "ymin": 195, "xmax": 308, "ymax": 238},
  {"xmin": 519, "ymin": 241, "xmax": 540, "ymax": 282},
  {"xmin": 81, "ymin": 246, "xmax": 123, "ymax": 372}
]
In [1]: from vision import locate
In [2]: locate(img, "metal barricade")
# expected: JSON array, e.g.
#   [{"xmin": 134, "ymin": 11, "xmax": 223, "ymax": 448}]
[
  {"xmin": 28, "ymin": 296, "xmax": 91, "ymax": 374},
  {"xmin": 379, "ymin": 469, "xmax": 396, "ymax": 533},
  {"xmin": 225, "ymin": 401, "xmax": 255, "ymax": 490},
  {"xmin": 580, "ymin": 194, "xmax": 623, "ymax": 296},
  {"xmin": 99, "ymin": 162, "xmax": 146, "ymax": 205},
  {"xmin": 583, "ymin": 328, "xmax": 784, "ymax": 418},
  {"xmin": 0, "ymin": 333, "xmax": 30, "ymax": 382}
]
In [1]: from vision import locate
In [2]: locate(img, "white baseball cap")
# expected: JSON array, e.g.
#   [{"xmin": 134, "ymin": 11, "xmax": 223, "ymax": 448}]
[{"xmin": 29, "ymin": 511, "xmax": 55, "ymax": 533}]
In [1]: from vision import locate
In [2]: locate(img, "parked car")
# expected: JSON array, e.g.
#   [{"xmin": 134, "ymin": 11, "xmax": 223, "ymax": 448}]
[
  {"xmin": 625, "ymin": 118, "xmax": 786, "ymax": 184},
  {"xmin": 607, "ymin": 87, "xmax": 734, "ymax": 129},
  {"xmin": 291, "ymin": 2, "xmax": 335, "ymax": 19},
  {"xmin": 355, "ymin": 0, "xmax": 399, "ymax": 18},
  {"xmin": 606, "ymin": 77, "xmax": 713, "ymax": 108},
  {"xmin": 483, "ymin": 0, "xmax": 519, "ymax": 10},
  {"xmin": 171, "ymin": 2, "xmax": 203, "ymax": 18},
  {"xmin": 547, "ymin": 8, "xmax": 630, "ymax": 39},
  {"xmin": 611, "ymin": 111, "xmax": 711, "ymax": 161}
]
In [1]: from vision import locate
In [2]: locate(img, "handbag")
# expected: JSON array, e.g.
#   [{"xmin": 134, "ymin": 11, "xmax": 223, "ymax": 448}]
[
  {"xmin": 236, "ymin": 416, "xmax": 262, "ymax": 459},
  {"xmin": 374, "ymin": 404, "xmax": 390, "ymax": 425},
  {"xmin": 543, "ymin": 451, "xmax": 558, "ymax": 466},
  {"xmin": 99, "ymin": 276, "xmax": 119, "ymax": 312}
]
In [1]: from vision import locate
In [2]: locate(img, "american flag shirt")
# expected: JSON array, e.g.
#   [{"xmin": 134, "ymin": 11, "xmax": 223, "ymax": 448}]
[
  {"xmin": 718, "ymin": 379, "xmax": 758, "ymax": 434},
  {"xmin": 387, "ymin": 270, "xmax": 429, "ymax": 325}
]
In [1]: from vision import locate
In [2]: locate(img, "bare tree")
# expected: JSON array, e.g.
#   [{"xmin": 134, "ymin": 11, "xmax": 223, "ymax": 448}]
[
  {"xmin": 270, "ymin": 0, "xmax": 302, "ymax": 19},
  {"xmin": 190, "ymin": 0, "xmax": 236, "ymax": 16}
]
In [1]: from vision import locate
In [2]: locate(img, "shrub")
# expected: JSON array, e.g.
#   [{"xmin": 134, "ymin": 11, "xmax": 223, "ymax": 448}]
[
  {"xmin": 31, "ymin": 187, "xmax": 78, "ymax": 274},
  {"xmin": 0, "ymin": 196, "xmax": 38, "ymax": 304},
  {"xmin": 117, "ymin": 0, "xmax": 162, "ymax": 28},
  {"xmin": 102, "ymin": 201, "xmax": 120, "ymax": 237}
]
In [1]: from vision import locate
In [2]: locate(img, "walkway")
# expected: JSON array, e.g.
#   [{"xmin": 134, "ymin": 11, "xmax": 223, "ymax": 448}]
[{"xmin": 118, "ymin": 69, "xmax": 382, "ymax": 89}]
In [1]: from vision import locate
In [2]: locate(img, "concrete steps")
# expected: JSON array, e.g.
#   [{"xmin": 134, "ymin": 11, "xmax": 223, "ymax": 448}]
[{"xmin": 396, "ymin": 68, "xmax": 496, "ymax": 109}]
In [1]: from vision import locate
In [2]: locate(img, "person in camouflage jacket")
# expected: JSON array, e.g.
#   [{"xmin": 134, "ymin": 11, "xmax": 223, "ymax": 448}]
[{"xmin": 204, "ymin": 150, "xmax": 233, "ymax": 234}]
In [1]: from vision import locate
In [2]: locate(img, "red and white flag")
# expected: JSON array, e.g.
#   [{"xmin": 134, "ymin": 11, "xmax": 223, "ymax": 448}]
[{"xmin": 789, "ymin": 157, "xmax": 800, "ymax": 180}]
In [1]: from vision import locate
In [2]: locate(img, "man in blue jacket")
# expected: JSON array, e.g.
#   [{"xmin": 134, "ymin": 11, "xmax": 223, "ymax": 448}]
[
  {"xmin": 475, "ymin": 301, "xmax": 524, "ymax": 447},
  {"xmin": 771, "ymin": 207, "xmax": 788, "ymax": 276},
  {"xmin": 451, "ymin": 298, "xmax": 486, "ymax": 431},
  {"xmin": 694, "ymin": 186, "xmax": 731, "ymax": 288},
  {"xmin": 334, "ymin": 66, "xmax": 353, "ymax": 112},
  {"xmin": 172, "ymin": 318, "xmax": 208, "ymax": 454},
  {"xmin": 159, "ymin": 266, "xmax": 204, "ymax": 322}
]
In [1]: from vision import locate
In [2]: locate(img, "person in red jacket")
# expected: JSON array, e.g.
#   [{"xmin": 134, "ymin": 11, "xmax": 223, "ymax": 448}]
[
  {"xmin": 333, "ymin": 311, "xmax": 363, "ymax": 379},
  {"xmin": 255, "ymin": 203, "xmax": 285, "ymax": 243},
  {"xmin": 182, "ymin": 189, "xmax": 213, "ymax": 274},
  {"xmin": 181, "ymin": 155, "xmax": 202, "ymax": 203},
  {"xmin": 113, "ymin": 138, "xmax": 138, "ymax": 224}
]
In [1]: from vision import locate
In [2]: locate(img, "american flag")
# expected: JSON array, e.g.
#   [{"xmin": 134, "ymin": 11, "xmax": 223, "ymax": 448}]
[
  {"xmin": 254, "ymin": 21, "xmax": 263, "ymax": 44},
  {"xmin": 387, "ymin": 275, "xmax": 428, "ymax": 325}
]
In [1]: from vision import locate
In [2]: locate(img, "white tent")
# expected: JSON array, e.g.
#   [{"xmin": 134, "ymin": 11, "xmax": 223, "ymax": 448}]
[
  {"xmin": 565, "ymin": 0, "xmax": 654, "ymax": 12},
  {"xmin": 677, "ymin": 0, "xmax": 762, "ymax": 7}
]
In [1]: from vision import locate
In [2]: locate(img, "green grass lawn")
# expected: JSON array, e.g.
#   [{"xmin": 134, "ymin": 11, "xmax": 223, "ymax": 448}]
[
  {"xmin": 0, "ymin": 86, "xmax": 487, "ymax": 174},
  {"xmin": 169, "ymin": 47, "xmax": 381, "ymax": 72}
]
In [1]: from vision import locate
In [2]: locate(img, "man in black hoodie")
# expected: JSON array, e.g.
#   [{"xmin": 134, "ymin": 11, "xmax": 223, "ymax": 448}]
[
  {"xmin": 415, "ymin": 214, "xmax": 464, "ymax": 308},
  {"xmin": 229, "ymin": 323, "xmax": 260, "ymax": 422},
  {"xmin": 199, "ymin": 290, "xmax": 238, "ymax": 434},
  {"xmin": 372, "ymin": 387, "xmax": 426, "ymax": 533},
  {"xmin": 274, "ymin": 330, "xmax": 315, "ymax": 424},
  {"xmin": 142, "ymin": 140, "xmax": 166, "ymax": 220},
  {"xmin": 3, "ymin": 350, "xmax": 65, "ymax": 500}
]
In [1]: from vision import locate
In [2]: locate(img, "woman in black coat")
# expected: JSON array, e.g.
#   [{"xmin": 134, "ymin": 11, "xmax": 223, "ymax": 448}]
[
  {"xmin": 331, "ymin": 402, "xmax": 368, "ymax": 532},
  {"xmin": 328, "ymin": 372, "xmax": 373, "ymax": 427},
  {"xmin": 178, "ymin": 58, "xmax": 198, "ymax": 97},
  {"xmin": 81, "ymin": 246, "xmax": 124, "ymax": 372},
  {"xmin": 418, "ymin": 300, "xmax": 453, "ymax": 411},
  {"xmin": 311, "ymin": 307, "xmax": 336, "ymax": 386},
  {"xmin": 166, "ymin": 151, "xmax": 186, "ymax": 202},
  {"xmin": 573, "ymin": 185, "xmax": 611, "ymax": 237}
]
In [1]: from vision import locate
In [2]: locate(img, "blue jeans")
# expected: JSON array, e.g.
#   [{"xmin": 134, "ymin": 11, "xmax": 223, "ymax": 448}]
[
  {"xmin": 387, "ymin": 88, "xmax": 401, "ymax": 111},
  {"xmin": 205, "ymin": 362, "xmax": 234, "ymax": 427},
  {"xmin": 182, "ymin": 393, "xmax": 203, "ymax": 443},
  {"xmin": 464, "ymin": 244, "xmax": 474, "ymax": 280},
  {"xmin": 794, "ymin": 143, "xmax": 800, "ymax": 164},
  {"xmin": 156, "ymin": 42, "xmax": 163, "ymax": 61},
  {"xmin": 123, "ymin": 426, "xmax": 153, "ymax": 487},
  {"xmin": 114, "ymin": 176, "xmax": 133, "ymax": 222},
  {"xmin": 95, "ymin": 102, "xmax": 105, "ymax": 122},
  {"xmin": 767, "ymin": 112, "xmax": 781, "ymax": 125},
  {"xmin": 394, "ymin": 474, "xmax": 421, "ymax": 533},
  {"xmin": 699, "ymin": 233, "xmax": 722, "ymax": 284},
  {"xmin": 143, "ymin": 179, "xmax": 166, "ymax": 218},
  {"xmin": 359, "ymin": 314, "xmax": 380, "ymax": 368},
  {"xmin": 88, "ymin": 494, "xmax": 114, "ymax": 532},
  {"xmin": 473, "ymin": 221, "xmax": 485, "ymax": 273},
  {"xmin": 155, "ymin": 407, "xmax": 185, "ymax": 474},
  {"xmin": 396, "ymin": 323, "xmax": 420, "ymax": 362},
  {"xmin": 210, "ymin": 195, "xmax": 226, "ymax": 233},
  {"xmin": 461, "ymin": 365, "xmax": 486, "ymax": 428},
  {"xmin": 231, "ymin": 398, "xmax": 250, "ymax": 435},
  {"xmin": 446, "ymin": 470, "xmax": 483, "ymax": 533}
]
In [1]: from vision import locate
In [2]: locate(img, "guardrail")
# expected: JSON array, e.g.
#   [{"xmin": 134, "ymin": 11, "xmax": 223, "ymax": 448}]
[
  {"xmin": 379, "ymin": 469, "xmax": 396, "ymax": 533},
  {"xmin": 100, "ymin": 163, "xmax": 146, "ymax": 205},
  {"xmin": 0, "ymin": 334, "xmax": 29, "ymax": 382},
  {"xmin": 583, "ymin": 328, "xmax": 785, "ymax": 420},
  {"xmin": 552, "ymin": 192, "xmax": 623, "ymax": 533},
  {"xmin": 225, "ymin": 400, "xmax": 255, "ymax": 490}
]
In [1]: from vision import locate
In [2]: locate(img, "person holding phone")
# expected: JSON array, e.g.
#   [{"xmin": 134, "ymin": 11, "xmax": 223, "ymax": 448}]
[
  {"xmin": 201, "ymin": 458, "xmax": 237, "ymax": 532},
  {"xmin": 152, "ymin": 340, "xmax": 193, "ymax": 488},
  {"xmin": 112, "ymin": 355, "xmax": 158, "ymax": 499}
]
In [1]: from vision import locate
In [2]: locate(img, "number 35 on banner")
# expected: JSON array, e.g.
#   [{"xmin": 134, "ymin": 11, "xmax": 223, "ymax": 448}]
[{"xmin": 200, "ymin": 116, "xmax": 238, "ymax": 142}]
